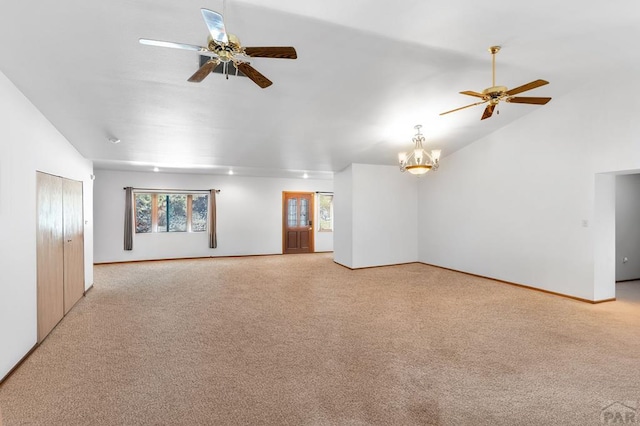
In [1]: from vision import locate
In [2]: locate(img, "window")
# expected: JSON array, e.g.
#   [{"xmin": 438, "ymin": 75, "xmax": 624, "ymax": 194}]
[
  {"xmin": 318, "ymin": 193, "xmax": 333, "ymax": 232},
  {"xmin": 135, "ymin": 192, "xmax": 208, "ymax": 233},
  {"xmin": 191, "ymin": 194, "xmax": 208, "ymax": 232},
  {"xmin": 135, "ymin": 194, "xmax": 152, "ymax": 233}
]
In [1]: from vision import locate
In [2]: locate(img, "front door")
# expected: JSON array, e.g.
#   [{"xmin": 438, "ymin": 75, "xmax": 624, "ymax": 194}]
[{"xmin": 283, "ymin": 192, "xmax": 314, "ymax": 254}]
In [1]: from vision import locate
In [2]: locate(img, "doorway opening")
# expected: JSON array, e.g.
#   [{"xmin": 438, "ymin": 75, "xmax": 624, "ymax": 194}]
[
  {"xmin": 615, "ymin": 173, "xmax": 640, "ymax": 282},
  {"xmin": 595, "ymin": 170, "xmax": 640, "ymax": 301}
]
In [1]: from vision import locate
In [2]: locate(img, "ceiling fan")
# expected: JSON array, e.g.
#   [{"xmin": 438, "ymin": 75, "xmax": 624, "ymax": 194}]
[
  {"xmin": 139, "ymin": 8, "xmax": 297, "ymax": 88},
  {"xmin": 440, "ymin": 46, "xmax": 551, "ymax": 120}
]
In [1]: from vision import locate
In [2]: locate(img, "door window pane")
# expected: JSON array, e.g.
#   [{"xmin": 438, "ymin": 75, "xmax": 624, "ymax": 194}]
[
  {"xmin": 300, "ymin": 198, "xmax": 309, "ymax": 226},
  {"xmin": 288, "ymin": 198, "xmax": 297, "ymax": 227}
]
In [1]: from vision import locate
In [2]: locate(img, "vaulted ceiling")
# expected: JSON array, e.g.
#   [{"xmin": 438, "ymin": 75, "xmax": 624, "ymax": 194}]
[{"xmin": 1, "ymin": 1, "xmax": 639, "ymax": 178}]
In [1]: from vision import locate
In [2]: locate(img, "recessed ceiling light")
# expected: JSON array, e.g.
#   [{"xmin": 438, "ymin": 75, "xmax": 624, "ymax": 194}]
[
  {"xmin": 153, "ymin": 167, "xmax": 159, "ymax": 172},
  {"xmin": 228, "ymin": 170, "xmax": 234, "ymax": 175},
  {"xmin": 108, "ymin": 138, "xmax": 121, "ymax": 144},
  {"xmin": 303, "ymin": 173, "xmax": 309, "ymax": 179}
]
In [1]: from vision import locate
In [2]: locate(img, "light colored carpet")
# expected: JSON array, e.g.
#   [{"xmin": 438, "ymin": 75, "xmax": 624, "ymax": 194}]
[{"xmin": 1, "ymin": 254, "xmax": 639, "ymax": 425}]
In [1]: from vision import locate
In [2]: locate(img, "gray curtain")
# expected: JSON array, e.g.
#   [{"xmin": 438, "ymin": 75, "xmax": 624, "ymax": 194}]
[
  {"xmin": 208, "ymin": 189, "xmax": 217, "ymax": 248},
  {"xmin": 124, "ymin": 187, "xmax": 133, "ymax": 250}
]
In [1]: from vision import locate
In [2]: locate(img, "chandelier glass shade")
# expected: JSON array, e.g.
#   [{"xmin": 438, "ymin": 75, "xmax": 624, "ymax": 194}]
[{"xmin": 398, "ymin": 125, "xmax": 441, "ymax": 175}]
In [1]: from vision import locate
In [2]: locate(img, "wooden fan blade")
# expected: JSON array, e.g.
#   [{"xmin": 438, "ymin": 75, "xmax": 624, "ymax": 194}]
[
  {"xmin": 188, "ymin": 59, "xmax": 219, "ymax": 82},
  {"xmin": 460, "ymin": 90, "xmax": 485, "ymax": 99},
  {"xmin": 481, "ymin": 104, "xmax": 496, "ymax": 120},
  {"xmin": 506, "ymin": 79, "xmax": 549, "ymax": 96},
  {"xmin": 201, "ymin": 8, "xmax": 228, "ymax": 44},
  {"xmin": 139, "ymin": 38, "xmax": 204, "ymax": 52},
  {"xmin": 440, "ymin": 101, "xmax": 487, "ymax": 116},
  {"xmin": 507, "ymin": 96, "xmax": 552, "ymax": 105},
  {"xmin": 244, "ymin": 46, "xmax": 297, "ymax": 59},
  {"xmin": 236, "ymin": 62, "xmax": 273, "ymax": 88}
]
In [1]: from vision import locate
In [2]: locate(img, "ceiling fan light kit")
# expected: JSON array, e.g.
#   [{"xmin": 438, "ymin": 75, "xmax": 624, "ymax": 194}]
[{"xmin": 139, "ymin": 9, "xmax": 297, "ymax": 88}]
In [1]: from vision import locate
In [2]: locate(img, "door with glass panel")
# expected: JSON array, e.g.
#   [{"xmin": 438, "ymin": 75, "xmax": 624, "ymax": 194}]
[{"xmin": 282, "ymin": 192, "xmax": 314, "ymax": 254}]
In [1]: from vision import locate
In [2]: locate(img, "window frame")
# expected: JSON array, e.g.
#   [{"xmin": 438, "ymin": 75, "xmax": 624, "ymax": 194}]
[
  {"xmin": 134, "ymin": 191, "xmax": 209, "ymax": 234},
  {"xmin": 317, "ymin": 193, "xmax": 334, "ymax": 233}
]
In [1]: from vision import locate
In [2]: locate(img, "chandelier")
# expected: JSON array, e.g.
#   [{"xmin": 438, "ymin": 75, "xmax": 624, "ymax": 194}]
[{"xmin": 398, "ymin": 125, "xmax": 441, "ymax": 175}]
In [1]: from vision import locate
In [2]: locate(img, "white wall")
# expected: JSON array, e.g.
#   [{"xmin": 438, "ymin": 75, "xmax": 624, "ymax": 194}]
[
  {"xmin": 334, "ymin": 164, "xmax": 418, "ymax": 268},
  {"xmin": 0, "ymin": 71, "xmax": 94, "ymax": 380},
  {"xmin": 615, "ymin": 174, "xmax": 640, "ymax": 281},
  {"xmin": 333, "ymin": 165, "xmax": 353, "ymax": 267},
  {"xmin": 418, "ymin": 70, "xmax": 640, "ymax": 301},
  {"xmin": 93, "ymin": 170, "xmax": 332, "ymax": 262}
]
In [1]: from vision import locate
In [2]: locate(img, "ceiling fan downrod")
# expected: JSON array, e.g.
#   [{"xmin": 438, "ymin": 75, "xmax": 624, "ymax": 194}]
[{"xmin": 489, "ymin": 46, "xmax": 500, "ymax": 87}]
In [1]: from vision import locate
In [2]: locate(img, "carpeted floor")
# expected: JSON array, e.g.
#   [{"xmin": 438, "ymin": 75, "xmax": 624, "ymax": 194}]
[{"xmin": 1, "ymin": 254, "xmax": 639, "ymax": 425}]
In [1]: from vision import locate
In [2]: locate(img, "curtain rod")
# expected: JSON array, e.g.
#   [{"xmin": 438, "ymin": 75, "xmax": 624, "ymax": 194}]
[
  {"xmin": 124, "ymin": 187, "xmax": 220, "ymax": 193},
  {"xmin": 315, "ymin": 191, "xmax": 333, "ymax": 194}
]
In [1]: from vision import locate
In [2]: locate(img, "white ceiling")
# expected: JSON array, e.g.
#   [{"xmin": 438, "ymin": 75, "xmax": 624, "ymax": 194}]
[{"xmin": 1, "ymin": 1, "xmax": 639, "ymax": 179}]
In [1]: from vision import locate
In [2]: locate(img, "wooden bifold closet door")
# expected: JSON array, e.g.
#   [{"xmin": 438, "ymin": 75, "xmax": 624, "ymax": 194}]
[
  {"xmin": 36, "ymin": 172, "xmax": 64, "ymax": 343},
  {"xmin": 36, "ymin": 172, "xmax": 84, "ymax": 343},
  {"xmin": 62, "ymin": 178, "xmax": 85, "ymax": 314}
]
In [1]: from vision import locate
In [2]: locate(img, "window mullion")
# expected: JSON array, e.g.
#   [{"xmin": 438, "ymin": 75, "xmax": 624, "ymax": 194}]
[
  {"xmin": 152, "ymin": 194, "xmax": 158, "ymax": 233},
  {"xmin": 187, "ymin": 194, "xmax": 193, "ymax": 232}
]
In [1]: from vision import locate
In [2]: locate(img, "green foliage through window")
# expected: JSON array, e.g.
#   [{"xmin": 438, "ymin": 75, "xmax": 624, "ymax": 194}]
[
  {"xmin": 318, "ymin": 194, "xmax": 333, "ymax": 232},
  {"xmin": 135, "ymin": 194, "xmax": 152, "ymax": 233},
  {"xmin": 192, "ymin": 195, "xmax": 208, "ymax": 232},
  {"xmin": 134, "ymin": 192, "xmax": 208, "ymax": 233}
]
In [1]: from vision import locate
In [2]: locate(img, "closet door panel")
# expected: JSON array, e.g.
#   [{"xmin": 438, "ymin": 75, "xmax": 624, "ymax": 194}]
[
  {"xmin": 36, "ymin": 172, "xmax": 64, "ymax": 342},
  {"xmin": 63, "ymin": 178, "xmax": 84, "ymax": 314}
]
